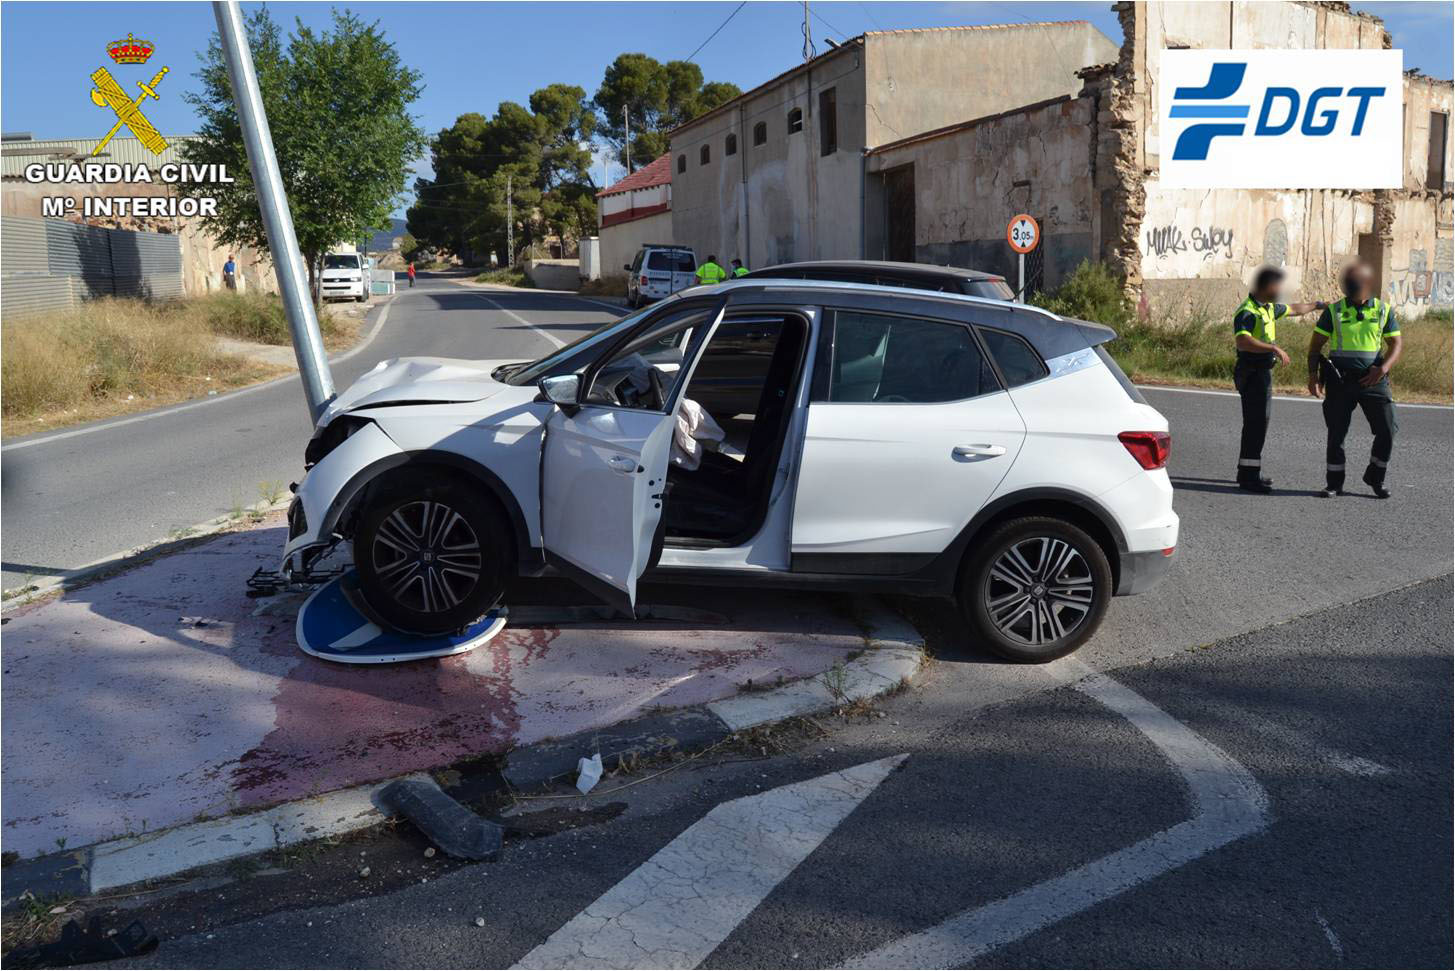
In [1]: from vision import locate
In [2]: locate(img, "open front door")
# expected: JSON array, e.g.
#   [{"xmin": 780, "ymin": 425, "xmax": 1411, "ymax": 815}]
[{"xmin": 541, "ymin": 297, "xmax": 729, "ymax": 612}]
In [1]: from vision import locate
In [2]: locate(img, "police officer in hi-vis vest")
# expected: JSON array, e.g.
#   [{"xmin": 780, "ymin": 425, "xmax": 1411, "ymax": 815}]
[
  {"xmin": 1233, "ymin": 267, "xmax": 1326, "ymax": 493},
  {"xmin": 1307, "ymin": 262, "xmax": 1402, "ymax": 499}
]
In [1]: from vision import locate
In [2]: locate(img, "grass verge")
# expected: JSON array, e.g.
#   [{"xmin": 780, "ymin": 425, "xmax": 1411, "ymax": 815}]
[
  {"xmin": 475, "ymin": 267, "xmax": 533, "ymax": 288},
  {"xmin": 1, "ymin": 292, "xmax": 362, "ymax": 437},
  {"xmin": 1036, "ymin": 262, "xmax": 1452, "ymax": 403},
  {"xmin": 579, "ymin": 274, "xmax": 628, "ymax": 298}
]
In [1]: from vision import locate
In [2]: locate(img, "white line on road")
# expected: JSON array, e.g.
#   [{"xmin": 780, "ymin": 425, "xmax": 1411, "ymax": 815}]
[
  {"xmin": 512, "ymin": 754, "xmax": 908, "ymax": 970},
  {"xmin": 1222, "ymin": 703, "xmax": 1392, "ymax": 777},
  {"xmin": 1314, "ymin": 909, "xmax": 1345, "ymax": 958},
  {"xmin": 1139, "ymin": 383, "xmax": 1453, "ymax": 411},
  {"xmin": 470, "ymin": 292, "xmax": 567, "ymax": 350},
  {"xmin": 845, "ymin": 659, "xmax": 1271, "ymax": 969},
  {"xmin": 2, "ymin": 297, "xmax": 399, "ymax": 453}
]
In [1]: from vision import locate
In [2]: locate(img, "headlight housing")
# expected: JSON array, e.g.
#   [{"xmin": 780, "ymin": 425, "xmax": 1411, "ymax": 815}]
[{"xmin": 304, "ymin": 415, "xmax": 372, "ymax": 469}]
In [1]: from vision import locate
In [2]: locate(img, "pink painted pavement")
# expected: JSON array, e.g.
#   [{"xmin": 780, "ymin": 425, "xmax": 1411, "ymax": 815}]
[{"xmin": 1, "ymin": 520, "xmax": 863, "ymax": 859}]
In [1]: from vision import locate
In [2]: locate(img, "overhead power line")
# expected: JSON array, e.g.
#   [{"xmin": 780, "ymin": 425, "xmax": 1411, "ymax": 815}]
[{"xmin": 685, "ymin": 1, "xmax": 748, "ymax": 63}]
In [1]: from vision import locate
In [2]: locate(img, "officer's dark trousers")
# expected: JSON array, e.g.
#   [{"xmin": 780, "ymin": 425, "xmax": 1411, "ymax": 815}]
[
  {"xmin": 1233, "ymin": 361, "xmax": 1273, "ymax": 481},
  {"xmin": 1322, "ymin": 363, "xmax": 1397, "ymax": 490}
]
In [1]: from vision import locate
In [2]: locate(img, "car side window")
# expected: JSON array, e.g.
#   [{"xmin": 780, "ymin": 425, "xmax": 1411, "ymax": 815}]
[
  {"xmin": 829, "ymin": 311, "xmax": 995, "ymax": 403},
  {"xmin": 630, "ymin": 251, "xmax": 643, "ymax": 272},
  {"xmin": 978, "ymin": 328, "xmax": 1049, "ymax": 387}
]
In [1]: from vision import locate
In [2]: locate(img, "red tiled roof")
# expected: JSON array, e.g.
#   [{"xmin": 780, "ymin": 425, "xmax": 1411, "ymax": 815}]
[{"xmin": 597, "ymin": 154, "xmax": 672, "ymax": 197}]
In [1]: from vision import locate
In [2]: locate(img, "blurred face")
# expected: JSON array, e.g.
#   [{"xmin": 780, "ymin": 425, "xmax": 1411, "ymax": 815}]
[
  {"xmin": 1342, "ymin": 264, "xmax": 1373, "ymax": 300},
  {"xmin": 1255, "ymin": 274, "xmax": 1283, "ymax": 302}
]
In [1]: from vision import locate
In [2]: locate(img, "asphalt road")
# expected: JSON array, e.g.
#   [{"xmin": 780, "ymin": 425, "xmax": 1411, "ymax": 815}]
[
  {"xmin": 6, "ymin": 281, "xmax": 1451, "ymax": 966},
  {"xmin": 113, "ymin": 577, "xmax": 1452, "ymax": 969},
  {"xmin": 0, "ymin": 272, "xmax": 625, "ymax": 592}
]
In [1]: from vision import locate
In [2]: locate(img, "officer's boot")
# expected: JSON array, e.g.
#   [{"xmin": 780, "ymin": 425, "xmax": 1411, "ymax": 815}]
[
  {"xmin": 1321, "ymin": 468, "xmax": 1345, "ymax": 499},
  {"xmin": 1237, "ymin": 469, "xmax": 1272, "ymax": 494},
  {"xmin": 1362, "ymin": 460, "xmax": 1391, "ymax": 499}
]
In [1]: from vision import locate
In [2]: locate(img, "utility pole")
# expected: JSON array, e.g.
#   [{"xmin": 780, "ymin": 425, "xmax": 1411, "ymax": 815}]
[
  {"xmin": 506, "ymin": 173, "xmax": 513, "ymax": 268},
  {"xmin": 212, "ymin": 0, "xmax": 333, "ymax": 421},
  {"xmin": 623, "ymin": 106, "xmax": 632, "ymax": 174}
]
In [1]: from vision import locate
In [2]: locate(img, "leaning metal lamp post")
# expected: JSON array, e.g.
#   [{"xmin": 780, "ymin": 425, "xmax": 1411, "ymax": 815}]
[{"xmin": 212, "ymin": 0, "xmax": 334, "ymax": 420}]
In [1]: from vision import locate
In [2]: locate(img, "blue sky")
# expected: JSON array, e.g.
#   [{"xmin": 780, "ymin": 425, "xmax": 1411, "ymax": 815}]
[{"xmin": 3, "ymin": 1, "xmax": 1450, "ymax": 213}]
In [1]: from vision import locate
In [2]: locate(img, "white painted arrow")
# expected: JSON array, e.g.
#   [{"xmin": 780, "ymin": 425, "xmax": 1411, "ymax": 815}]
[{"xmin": 513, "ymin": 754, "xmax": 908, "ymax": 970}]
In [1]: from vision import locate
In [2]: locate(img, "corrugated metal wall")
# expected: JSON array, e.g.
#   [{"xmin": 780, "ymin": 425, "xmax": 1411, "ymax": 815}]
[{"xmin": 2, "ymin": 216, "xmax": 183, "ymax": 315}]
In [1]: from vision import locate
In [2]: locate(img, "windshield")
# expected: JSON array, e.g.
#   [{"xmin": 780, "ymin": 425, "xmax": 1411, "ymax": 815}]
[
  {"xmin": 324, "ymin": 255, "xmax": 361, "ymax": 269},
  {"xmin": 503, "ymin": 302, "xmax": 659, "ymax": 386},
  {"xmin": 647, "ymin": 251, "xmax": 695, "ymax": 272}
]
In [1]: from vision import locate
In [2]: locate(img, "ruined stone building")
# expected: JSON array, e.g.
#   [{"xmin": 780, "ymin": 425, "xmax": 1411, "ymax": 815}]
[
  {"xmin": 668, "ymin": 22, "xmax": 1120, "ymax": 269},
  {"xmin": 670, "ymin": 3, "xmax": 1451, "ymax": 317},
  {"xmin": 863, "ymin": 2, "xmax": 1452, "ymax": 314}
]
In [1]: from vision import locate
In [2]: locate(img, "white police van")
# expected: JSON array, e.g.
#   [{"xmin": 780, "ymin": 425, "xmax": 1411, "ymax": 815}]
[{"xmin": 625, "ymin": 245, "xmax": 697, "ymax": 308}]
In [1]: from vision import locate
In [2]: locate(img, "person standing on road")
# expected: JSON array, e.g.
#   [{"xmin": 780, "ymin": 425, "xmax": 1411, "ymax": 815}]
[
  {"xmin": 695, "ymin": 255, "xmax": 727, "ymax": 285},
  {"xmin": 731, "ymin": 258, "xmax": 748, "ymax": 277},
  {"xmin": 407, "ymin": 262, "xmax": 416, "ymax": 288},
  {"xmin": 1307, "ymin": 262, "xmax": 1401, "ymax": 499},
  {"xmin": 223, "ymin": 254, "xmax": 237, "ymax": 291},
  {"xmin": 1232, "ymin": 266, "xmax": 1325, "ymax": 493}
]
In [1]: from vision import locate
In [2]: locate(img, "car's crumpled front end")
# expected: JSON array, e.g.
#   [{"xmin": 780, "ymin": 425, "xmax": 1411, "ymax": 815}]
[{"xmin": 281, "ymin": 356, "xmax": 525, "ymax": 577}]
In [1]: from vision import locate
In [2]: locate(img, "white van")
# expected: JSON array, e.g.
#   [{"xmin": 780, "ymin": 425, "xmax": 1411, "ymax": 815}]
[
  {"xmin": 625, "ymin": 245, "xmax": 697, "ymax": 308},
  {"xmin": 321, "ymin": 253, "xmax": 371, "ymax": 302}
]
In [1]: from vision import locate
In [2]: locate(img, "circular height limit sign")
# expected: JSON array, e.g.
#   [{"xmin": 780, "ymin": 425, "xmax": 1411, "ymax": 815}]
[{"xmin": 1007, "ymin": 214, "xmax": 1040, "ymax": 253}]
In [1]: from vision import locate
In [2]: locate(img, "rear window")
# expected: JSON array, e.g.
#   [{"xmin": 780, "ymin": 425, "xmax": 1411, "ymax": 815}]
[
  {"xmin": 978, "ymin": 328, "xmax": 1049, "ymax": 387},
  {"xmin": 964, "ymin": 279, "xmax": 1015, "ymax": 300},
  {"xmin": 647, "ymin": 251, "xmax": 695, "ymax": 272}
]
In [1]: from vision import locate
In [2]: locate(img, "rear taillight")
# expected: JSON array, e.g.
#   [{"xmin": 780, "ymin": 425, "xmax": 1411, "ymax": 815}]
[
  {"xmin": 639, "ymin": 275, "xmax": 649, "ymax": 287},
  {"xmin": 1118, "ymin": 430, "xmax": 1171, "ymax": 470}
]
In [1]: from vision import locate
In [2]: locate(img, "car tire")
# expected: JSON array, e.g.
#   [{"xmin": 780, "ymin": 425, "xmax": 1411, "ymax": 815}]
[
  {"xmin": 354, "ymin": 474, "xmax": 511, "ymax": 636},
  {"xmin": 356, "ymin": 291, "xmax": 368, "ymax": 303},
  {"xmin": 959, "ymin": 516, "xmax": 1112, "ymax": 663}
]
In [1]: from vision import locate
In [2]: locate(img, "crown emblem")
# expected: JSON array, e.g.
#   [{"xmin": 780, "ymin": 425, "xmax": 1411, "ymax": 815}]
[{"xmin": 107, "ymin": 33, "xmax": 154, "ymax": 65}]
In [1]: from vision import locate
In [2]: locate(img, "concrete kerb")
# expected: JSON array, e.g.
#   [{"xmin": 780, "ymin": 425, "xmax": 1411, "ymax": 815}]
[{"xmin": 0, "ymin": 604, "xmax": 925, "ymax": 907}]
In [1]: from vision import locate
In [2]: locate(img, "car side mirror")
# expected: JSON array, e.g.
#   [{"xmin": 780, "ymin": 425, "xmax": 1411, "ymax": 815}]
[
  {"xmin": 623, "ymin": 264, "xmax": 633, "ymax": 272},
  {"xmin": 538, "ymin": 374, "xmax": 581, "ymax": 414}
]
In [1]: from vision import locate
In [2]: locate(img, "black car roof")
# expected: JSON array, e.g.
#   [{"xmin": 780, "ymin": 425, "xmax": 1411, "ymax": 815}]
[{"xmin": 746, "ymin": 259, "xmax": 1005, "ymax": 282}]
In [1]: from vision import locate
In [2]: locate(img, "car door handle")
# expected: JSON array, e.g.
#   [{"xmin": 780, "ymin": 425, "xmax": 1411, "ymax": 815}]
[
  {"xmin": 608, "ymin": 454, "xmax": 637, "ymax": 473},
  {"xmin": 953, "ymin": 444, "xmax": 1006, "ymax": 458}
]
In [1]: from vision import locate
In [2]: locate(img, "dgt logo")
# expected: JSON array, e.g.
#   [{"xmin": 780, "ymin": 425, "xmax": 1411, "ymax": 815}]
[{"xmin": 1161, "ymin": 49, "xmax": 1402, "ymax": 189}]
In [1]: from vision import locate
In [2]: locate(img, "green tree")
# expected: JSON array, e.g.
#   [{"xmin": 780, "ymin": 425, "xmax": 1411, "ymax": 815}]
[
  {"xmin": 593, "ymin": 54, "xmax": 741, "ymax": 166},
  {"xmin": 182, "ymin": 8, "xmax": 425, "ymax": 294}
]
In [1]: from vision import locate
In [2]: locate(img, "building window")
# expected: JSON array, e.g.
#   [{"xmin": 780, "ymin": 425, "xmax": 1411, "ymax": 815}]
[
  {"xmin": 726, "ymin": 133, "xmax": 737, "ymax": 156},
  {"xmin": 677, "ymin": 154, "xmax": 686, "ymax": 174},
  {"xmin": 753, "ymin": 121, "xmax": 767, "ymax": 146},
  {"xmin": 1428, "ymin": 111, "xmax": 1449, "ymax": 190},
  {"xmin": 787, "ymin": 107, "xmax": 803, "ymax": 134},
  {"xmin": 819, "ymin": 87, "xmax": 837, "ymax": 155},
  {"xmin": 700, "ymin": 144, "xmax": 710, "ymax": 166}
]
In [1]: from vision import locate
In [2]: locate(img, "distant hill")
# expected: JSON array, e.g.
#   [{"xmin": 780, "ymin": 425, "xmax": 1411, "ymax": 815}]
[{"xmin": 367, "ymin": 218, "xmax": 408, "ymax": 253}]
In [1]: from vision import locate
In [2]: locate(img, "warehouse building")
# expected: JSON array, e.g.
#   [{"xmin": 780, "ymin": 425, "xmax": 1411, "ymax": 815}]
[{"xmin": 668, "ymin": 22, "xmax": 1120, "ymax": 269}]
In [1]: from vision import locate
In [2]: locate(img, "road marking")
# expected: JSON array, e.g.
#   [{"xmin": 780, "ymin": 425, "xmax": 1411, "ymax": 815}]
[
  {"xmin": 470, "ymin": 292, "xmax": 567, "ymax": 350},
  {"xmin": 1314, "ymin": 909, "xmax": 1344, "ymax": 958},
  {"xmin": 1139, "ymin": 384, "xmax": 1452, "ymax": 411},
  {"xmin": 1222, "ymin": 703, "xmax": 1392, "ymax": 777},
  {"xmin": 2, "ymin": 297, "xmax": 399, "ymax": 453},
  {"xmin": 845, "ymin": 660, "xmax": 1270, "ymax": 969},
  {"xmin": 513, "ymin": 754, "xmax": 908, "ymax": 970}
]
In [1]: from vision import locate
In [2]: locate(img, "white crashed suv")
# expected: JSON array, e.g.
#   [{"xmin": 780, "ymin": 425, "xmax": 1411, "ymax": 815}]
[{"xmin": 284, "ymin": 278, "xmax": 1178, "ymax": 662}]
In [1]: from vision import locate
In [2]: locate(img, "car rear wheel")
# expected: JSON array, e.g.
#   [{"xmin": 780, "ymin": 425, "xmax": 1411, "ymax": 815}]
[
  {"xmin": 354, "ymin": 475, "xmax": 511, "ymax": 636},
  {"xmin": 960, "ymin": 516, "xmax": 1111, "ymax": 663}
]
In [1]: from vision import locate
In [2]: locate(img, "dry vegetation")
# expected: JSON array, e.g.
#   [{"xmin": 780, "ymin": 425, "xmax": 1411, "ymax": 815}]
[
  {"xmin": 578, "ymin": 274, "xmax": 628, "ymax": 298},
  {"xmin": 2, "ymin": 293, "xmax": 359, "ymax": 436}
]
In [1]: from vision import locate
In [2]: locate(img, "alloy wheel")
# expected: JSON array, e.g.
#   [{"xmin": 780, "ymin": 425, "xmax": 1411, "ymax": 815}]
[
  {"xmin": 984, "ymin": 536, "xmax": 1096, "ymax": 646},
  {"xmin": 370, "ymin": 500, "xmax": 484, "ymax": 614}
]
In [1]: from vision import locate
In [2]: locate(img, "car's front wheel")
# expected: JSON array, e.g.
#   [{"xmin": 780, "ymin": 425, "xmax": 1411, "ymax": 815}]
[
  {"xmin": 354, "ymin": 474, "xmax": 511, "ymax": 636},
  {"xmin": 960, "ymin": 516, "xmax": 1111, "ymax": 663}
]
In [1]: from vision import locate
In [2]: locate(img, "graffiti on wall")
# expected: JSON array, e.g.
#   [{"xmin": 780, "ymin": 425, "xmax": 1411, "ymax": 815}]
[
  {"xmin": 1387, "ymin": 240, "xmax": 1453, "ymax": 309},
  {"xmin": 1145, "ymin": 223, "xmax": 1236, "ymax": 261}
]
